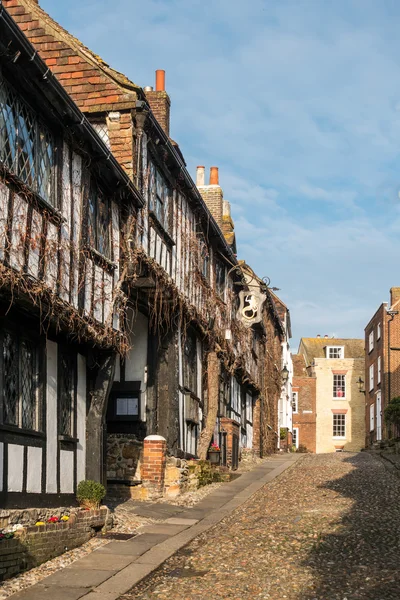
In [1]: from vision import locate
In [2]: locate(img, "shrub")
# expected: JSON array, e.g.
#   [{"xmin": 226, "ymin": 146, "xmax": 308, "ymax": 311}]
[
  {"xmin": 280, "ymin": 428, "xmax": 287, "ymax": 440},
  {"xmin": 77, "ymin": 480, "xmax": 106, "ymax": 509},
  {"xmin": 296, "ymin": 444, "xmax": 308, "ymax": 453},
  {"xmin": 385, "ymin": 397, "xmax": 400, "ymax": 430}
]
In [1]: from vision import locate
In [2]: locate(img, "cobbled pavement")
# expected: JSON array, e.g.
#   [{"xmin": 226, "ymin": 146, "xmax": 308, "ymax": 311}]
[{"xmin": 120, "ymin": 452, "xmax": 400, "ymax": 600}]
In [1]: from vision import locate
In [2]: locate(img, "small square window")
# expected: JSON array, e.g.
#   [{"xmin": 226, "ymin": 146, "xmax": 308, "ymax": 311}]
[
  {"xmin": 327, "ymin": 347, "xmax": 343, "ymax": 359},
  {"xmin": 291, "ymin": 392, "xmax": 298, "ymax": 413},
  {"xmin": 116, "ymin": 397, "xmax": 138, "ymax": 416}
]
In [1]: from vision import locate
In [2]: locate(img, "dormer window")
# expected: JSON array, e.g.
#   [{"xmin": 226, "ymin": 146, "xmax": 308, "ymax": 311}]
[{"xmin": 326, "ymin": 346, "xmax": 344, "ymax": 359}]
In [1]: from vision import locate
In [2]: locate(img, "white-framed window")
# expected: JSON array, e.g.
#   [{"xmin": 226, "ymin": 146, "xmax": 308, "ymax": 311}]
[
  {"xmin": 333, "ymin": 374, "xmax": 346, "ymax": 399},
  {"xmin": 292, "ymin": 427, "xmax": 299, "ymax": 449},
  {"xmin": 326, "ymin": 346, "xmax": 344, "ymax": 359},
  {"xmin": 369, "ymin": 364, "xmax": 374, "ymax": 391},
  {"xmin": 291, "ymin": 392, "xmax": 298, "ymax": 413},
  {"xmin": 369, "ymin": 331, "xmax": 374, "ymax": 353},
  {"xmin": 377, "ymin": 356, "xmax": 381, "ymax": 384},
  {"xmin": 369, "ymin": 403, "xmax": 375, "ymax": 432},
  {"xmin": 333, "ymin": 414, "xmax": 346, "ymax": 438},
  {"xmin": 377, "ymin": 323, "xmax": 381, "ymax": 340}
]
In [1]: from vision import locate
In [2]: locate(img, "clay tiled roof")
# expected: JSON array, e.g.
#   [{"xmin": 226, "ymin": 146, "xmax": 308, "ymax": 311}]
[{"xmin": 299, "ymin": 338, "xmax": 365, "ymax": 365}]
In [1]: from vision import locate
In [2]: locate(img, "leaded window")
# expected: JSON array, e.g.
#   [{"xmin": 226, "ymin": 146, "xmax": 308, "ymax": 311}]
[
  {"xmin": 1, "ymin": 328, "xmax": 40, "ymax": 431},
  {"xmin": 58, "ymin": 349, "xmax": 76, "ymax": 437},
  {"xmin": 0, "ymin": 74, "xmax": 56, "ymax": 205},
  {"xmin": 88, "ymin": 183, "xmax": 111, "ymax": 258},
  {"xmin": 148, "ymin": 160, "xmax": 171, "ymax": 231},
  {"xmin": 333, "ymin": 375, "xmax": 345, "ymax": 398},
  {"xmin": 183, "ymin": 332, "xmax": 197, "ymax": 394},
  {"xmin": 333, "ymin": 414, "xmax": 346, "ymax": 438}
]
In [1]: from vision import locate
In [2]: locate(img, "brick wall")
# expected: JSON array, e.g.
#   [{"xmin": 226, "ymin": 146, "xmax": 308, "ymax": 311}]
[
  {"xmin": 0, "ymin": 508, "xmax": 107, "ymax": 582},
  {"xmin": 292, "ymin": 354, "xmax": 317, "ymax": 452}
]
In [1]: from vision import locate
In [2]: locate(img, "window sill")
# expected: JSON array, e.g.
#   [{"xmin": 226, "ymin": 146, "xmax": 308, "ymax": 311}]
[
  {"xmin": 332, "ymin": 437, "xmax": 346, "ymax": 440},
  {"xmin": 149, "ymin": 211, "xmax": 175, "ymax": 247},
  {"xmin": 85, "ymin": 247, "xmax": 117, "ymax": 272},
  {"xmin": 0, "ymin": 424, "xmax": 45, "ymax": 438},
  {"xmin": 333, "ymin": 398, "xmax": 347, "ymax": 401}
]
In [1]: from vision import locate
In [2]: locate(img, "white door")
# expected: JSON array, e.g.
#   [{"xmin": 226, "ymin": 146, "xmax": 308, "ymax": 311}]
[{"xmin": 376, "ymin": 393, "xmax": 382, "ymax": 441}]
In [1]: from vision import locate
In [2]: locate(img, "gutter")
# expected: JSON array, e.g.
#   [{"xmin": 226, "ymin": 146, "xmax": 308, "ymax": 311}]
[{"xmin": 0, "ymin": 2, "xmax": 144, "ymax": 208}]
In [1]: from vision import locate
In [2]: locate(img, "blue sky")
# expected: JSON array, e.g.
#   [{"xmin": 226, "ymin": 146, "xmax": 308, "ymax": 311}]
[{"xmin": 41, "ymin": 0, "xmax": 400, "ymax": 348}]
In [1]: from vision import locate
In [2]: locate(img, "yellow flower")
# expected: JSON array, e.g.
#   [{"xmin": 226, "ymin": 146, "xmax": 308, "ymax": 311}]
[
  {"xmin": 61, "ymin": 516, "xmax": 69, "ymax": 521},
  {"xmin": 35, "ymin": 522, "xmax": 45, "ymax": 526}
]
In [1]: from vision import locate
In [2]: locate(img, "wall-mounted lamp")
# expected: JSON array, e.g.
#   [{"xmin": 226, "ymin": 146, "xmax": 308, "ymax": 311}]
[
  {"xmin": 281, "ymin": 365, "xmax": 289, "ymax": 383},
  {"xmin": 357, "ymin": 376, "xmax": 365, "ymax": 395}
]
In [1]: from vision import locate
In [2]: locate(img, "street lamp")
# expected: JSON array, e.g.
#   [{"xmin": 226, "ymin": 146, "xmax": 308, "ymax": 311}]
[
  {"xmin": 281, "ymin": 366, "xmax": 289, "ymax": 383},
  {"xmin": 357, "ymin": 376, "xmax": 365, "ymax": 395}
]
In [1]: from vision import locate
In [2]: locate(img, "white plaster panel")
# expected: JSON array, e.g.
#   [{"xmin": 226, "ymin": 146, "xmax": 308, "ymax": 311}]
[
  {"xmin": 7, "ymin": 444, "xmax": 24, "ymax": 492},
  {"xmin": 125, "ymin": 311, "xmax": 148, "ymax": 420},
  {"xmin": 149, "ymin": 226, "xmax": 155, "ymax": 259},
  {"xmin": 60, "ymin": 450, "xmax": 74, "ymax": 494},
  {"xmin": 27, "ymin": 446, "xmax": 42, "ymax": 493},
  {"xmin": 9, "ymin": 195, "xmax": 28, "ymax": 271},
  {"xmin": 27, "ymin": 209, "xmax": 43, "ymax": 279},
  {"xmin": 0, "ymin": 442, "xmax": 3, "ymax": 492},
  {"xmin": 71, "ymin": 152, "xmax": 82, "ymax": 308},
  {"xmin": 103, "ymin": 272, "xmax": 113, "ymax": 325},
  {"xmin": 76, "ymin": 354, "xmax": 86, "ymax": 486},
  {"xmin": 84, "ymin": 258, "xmax": 93, "ymax": 316},
  {"xmin": 111, "ymin": 201, "xmax": 120, "ymax": 285},
  {"xmin": 60, "ymin": 143, "xmax": 71, "ymax": 301},
  {"xmin": 0, "ymin": 182, "xmax": 9, "ymax": 260},
  {"xmin": 93, "ymin": 265, "xmax": 103, "ymax": 323},
  {"xmin": 46, "ymin": 340, "xmax": 58, "ymax": 493},
  {"xmin": 45, "ymin": 222, "xmax": 58, "ymax": 289}
]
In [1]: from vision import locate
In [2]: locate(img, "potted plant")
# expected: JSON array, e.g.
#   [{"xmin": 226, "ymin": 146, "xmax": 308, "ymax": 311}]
[
  {"xmin": 77, "ymin": 480, "xmax": 106, "ymax": 510},
  {"xmin": 207, "ymin": 442, "xmax": 221, "ymax": 465}
]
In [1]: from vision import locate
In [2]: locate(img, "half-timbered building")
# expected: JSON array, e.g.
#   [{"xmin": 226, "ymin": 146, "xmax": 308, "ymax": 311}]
[
  {"xmin": 0, "ymin": 6, "xmax": 143, "ymax": 507},
  {"xmin": 2, "ymin": 0, "xmax": 291, "ymax": 501}
]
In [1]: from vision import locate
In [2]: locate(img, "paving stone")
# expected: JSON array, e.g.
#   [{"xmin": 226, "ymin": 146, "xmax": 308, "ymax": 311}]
[
  {"xmin": 38, "ymin": 568, "xmax": 115, "ymax": 588},
  {"xmin": 9, "ymin": 586, "xmax": 89, "ymax": 600},
  {"xmin": 163, "ymin": 518, "xmax": 199, "ymax": 525},
  {"xmin": 136, "ymin": 524, "xmax": 189, "ymax": 536},
  {"xmin": 96, "ymin": 534, "xmax": 171, "ymax": 556},
  {"xmin": 71, "ymin": 553, "xmax": 134, "ymax": 571}
]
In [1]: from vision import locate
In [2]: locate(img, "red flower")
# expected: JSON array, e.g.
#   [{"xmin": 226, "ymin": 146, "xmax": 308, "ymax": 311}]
[{"xmin": 47, "ymin": 517, "xmax": 59, "ymax": 523}]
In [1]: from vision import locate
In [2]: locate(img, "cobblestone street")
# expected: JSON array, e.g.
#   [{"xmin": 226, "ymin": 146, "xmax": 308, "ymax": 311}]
[{"xmin": 121, "ymin": 453, "xmax": 400, "ymax": 600}]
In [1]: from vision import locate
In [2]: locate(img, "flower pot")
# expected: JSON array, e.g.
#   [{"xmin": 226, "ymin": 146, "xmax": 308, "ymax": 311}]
[{"xmin": 208, "ymin": 450, "xmax": 220, "ymax": 465}]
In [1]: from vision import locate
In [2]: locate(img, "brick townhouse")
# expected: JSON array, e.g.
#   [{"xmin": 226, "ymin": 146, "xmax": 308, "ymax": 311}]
[
  {"xmin": 0, "ymin": 0, "xmax": 291, "ymax": 506},
  {"xmin": 297, "ymin": 337, "xmax": 365, "ymax": 453},
  {"xmin": 364, "ymin": 287, "xmax": 400, "ymax": 446},
  {"xmin": 291, "ymin": 354, "xmax": 316, "ymax": 452}
]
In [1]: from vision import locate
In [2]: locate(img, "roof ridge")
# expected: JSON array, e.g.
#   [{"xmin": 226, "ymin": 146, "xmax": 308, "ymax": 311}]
[{"xmin": 21, "ymin": 0, "xmax": 141, "ymax": 93}]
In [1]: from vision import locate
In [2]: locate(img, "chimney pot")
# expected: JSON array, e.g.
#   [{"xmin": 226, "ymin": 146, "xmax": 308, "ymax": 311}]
[
  {"xmin": 196, "ymin": 166, "xmax": 205, "ymax": 186},
  {"xmin": 144, "ymin": 86, "xmax": 153, "ymax": 92},
  {"xmin": 155, "ymin": 70, "xmax": 165, "ymax": 92},
  {"xmin": 316, "ymin": 334, "xmax": 321, "ymax": 338},
  {"xmin": 210, "ymin": 166, "xmax": 219, "ymax": 185},
  {"xmin": 324, "ymin": 334, "xmax": 329, "ymax": 338}
]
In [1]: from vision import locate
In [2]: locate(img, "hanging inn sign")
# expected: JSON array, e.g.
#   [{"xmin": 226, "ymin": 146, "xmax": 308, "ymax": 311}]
[{"xmin": 237, "ymin": 290, "xmax": 266, "ymax": 327}]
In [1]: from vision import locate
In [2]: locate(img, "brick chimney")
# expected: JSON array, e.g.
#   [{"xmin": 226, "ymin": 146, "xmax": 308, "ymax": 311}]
[
  {"xmin": 222, "ymin": 200, "xmax": 236, "ymax": 252},
  {"xmin": 390, "ymin": 287, "xmax": 400, "ymax": 307},
  {"xmin": 196, "ymin": 166, "xmax": 223, "ymax": 228},
  {"xmin": 145, "ymin": 70, "xmax": 171, "ymax": 137}
]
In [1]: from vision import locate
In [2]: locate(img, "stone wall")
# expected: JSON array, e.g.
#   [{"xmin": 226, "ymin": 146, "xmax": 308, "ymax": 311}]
[
  {"xmin": 107, "ymin": 434, "xmax": 142, "ymax": 481},
  {"xmin": 0, "ymin": 508, "xmax": 108, "ymax": 582}
]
